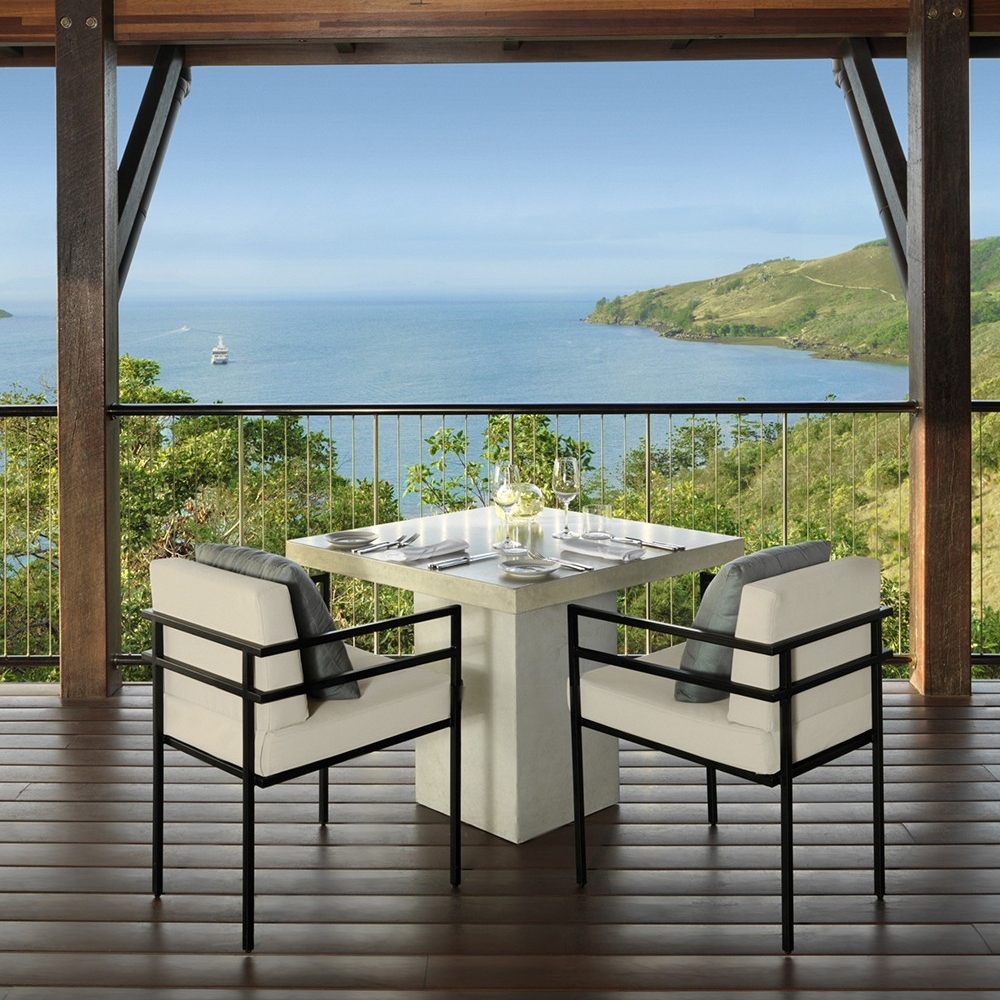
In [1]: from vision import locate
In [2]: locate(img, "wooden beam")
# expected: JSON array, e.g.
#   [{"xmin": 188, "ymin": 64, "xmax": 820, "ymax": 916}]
[
  {"xmin": 907, "ymin": 0, "xmax": 971, "ymax": 696},
  {"xmin": 835, "ymin": 37, "xmax": 908, "ymax": 292},
  {"xmin": 0, "ymin": 2, "xmax": 53, "ymax": 44},
  {"xmin": 177, "ymin": 37, "xmax": 911, "ymax": 65},
  {"xmin": 7, "ymin": 0, "xmax": 1000, "ymax": 53},
  {"xmin": 112, "ymin": 0, "xmax": 913, "ymax": 43},
  {"xmin": 55, "ymin": 0, "xmax": 121, "ymax": 698},
  {"xmin": 118, "ymin": 45, "xmax": 191, "ymax": 290}
]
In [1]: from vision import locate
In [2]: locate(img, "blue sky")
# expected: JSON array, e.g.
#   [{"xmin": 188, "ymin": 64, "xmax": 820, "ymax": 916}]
[{"xmin": 2, "ymin": 57, "xmax": 998, "ymax": 307}]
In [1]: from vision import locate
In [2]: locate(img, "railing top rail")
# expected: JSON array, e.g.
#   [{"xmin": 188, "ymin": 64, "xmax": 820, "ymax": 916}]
[
  {"xmin": 0, "ymin": 405, "xmax": 58, "ymax": 417},
  {"xmin": 107, "ymin": 400, "xmax": 919, "ymax": 418}
]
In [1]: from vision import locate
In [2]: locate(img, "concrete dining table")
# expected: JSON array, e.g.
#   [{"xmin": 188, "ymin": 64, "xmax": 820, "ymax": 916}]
[{"xmin": 287, "ymin": 506, "xmax": 743, "ymax": 843}]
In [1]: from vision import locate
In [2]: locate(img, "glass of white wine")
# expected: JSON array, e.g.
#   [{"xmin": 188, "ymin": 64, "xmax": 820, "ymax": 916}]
[
  {"xmin": 492, "ymin": 461, "xmax": 524, "ymax": 552},
  {"xmin": 551, "ymin": 455, "xmax": 581, "ymax": 538}
]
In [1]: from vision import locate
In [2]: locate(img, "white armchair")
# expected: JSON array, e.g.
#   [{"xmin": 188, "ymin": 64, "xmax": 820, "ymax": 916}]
[
  {"xmin": 146, "ymin": 553, "xmax": 462, "ymax": 951},
  {"xmin": 567, "ymin": 552, "xmax": 891, "ymax": 953}
]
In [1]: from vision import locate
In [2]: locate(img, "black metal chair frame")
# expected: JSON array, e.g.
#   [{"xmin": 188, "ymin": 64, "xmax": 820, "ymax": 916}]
[
  {"xmin": 568, "ymin": 600, "xmax": 892, "ymax": 954},
  {"xmin": 146, "ymin": 574, "xmax": 462, "ymax": 952}
]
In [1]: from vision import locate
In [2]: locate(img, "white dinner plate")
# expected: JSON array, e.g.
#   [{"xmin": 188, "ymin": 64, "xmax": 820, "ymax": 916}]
[
  {"xmin": 501, "ymin": 558, "xmax": 559, "ymax": 580},
  {"xmin": 324, "ymin": 530, "xmax": 378, "ymax": 549}
]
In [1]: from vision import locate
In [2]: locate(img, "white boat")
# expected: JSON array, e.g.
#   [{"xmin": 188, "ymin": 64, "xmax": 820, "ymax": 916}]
[{"xmin": 211, "ymin": 335, "xmax": 229, "ymax": 364}]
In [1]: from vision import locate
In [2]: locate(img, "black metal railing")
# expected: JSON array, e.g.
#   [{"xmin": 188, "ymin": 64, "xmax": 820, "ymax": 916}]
[{"xmin": 14, "ymin": 395, "xmax": 1000, "ymax": 680}]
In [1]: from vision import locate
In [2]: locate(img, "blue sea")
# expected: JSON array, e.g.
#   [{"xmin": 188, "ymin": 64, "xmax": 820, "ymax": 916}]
[{"xmin": 1, "ymin": 297, "xmax": 908, "ymax": 405}]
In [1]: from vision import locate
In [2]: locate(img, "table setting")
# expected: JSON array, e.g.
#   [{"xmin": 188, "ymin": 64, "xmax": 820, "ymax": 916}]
[{"xmin": 286, "ymin": 490, "xmax": 743, "ymax": 843}]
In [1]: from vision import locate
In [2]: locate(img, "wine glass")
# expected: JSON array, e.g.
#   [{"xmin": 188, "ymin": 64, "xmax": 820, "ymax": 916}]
[
  {"xmin": 492, "ymin": 461, "xmax": 524, "ymax": 551},
  {"xmin": 551, "ymin": 455, "xmax": 580, "ymax": 538}
]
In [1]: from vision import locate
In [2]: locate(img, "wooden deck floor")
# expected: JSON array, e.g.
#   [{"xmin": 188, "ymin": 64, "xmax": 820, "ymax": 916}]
[{"xmin": 0, "ymin": 680, "xmax": 999, "ymax": 998}]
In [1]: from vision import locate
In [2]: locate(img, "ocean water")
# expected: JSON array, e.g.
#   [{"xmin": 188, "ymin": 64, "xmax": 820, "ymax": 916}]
[{"xmin": 1, "ymin": 297, "xmax": 908, "ymax": 405}]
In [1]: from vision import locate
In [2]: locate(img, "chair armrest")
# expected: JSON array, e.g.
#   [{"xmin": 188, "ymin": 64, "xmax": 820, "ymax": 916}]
[
  {"xmin": 568, "ymin": 602, "xmax": 893, "ymax": 702},
  {"xmin": 144, "ymin": 602, "xmax": 462, "ymax": 703}
]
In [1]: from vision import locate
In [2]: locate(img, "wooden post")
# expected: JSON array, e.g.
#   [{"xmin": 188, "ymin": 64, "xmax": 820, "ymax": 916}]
[
  {"xmin": 55, "ymin": 0, "xmax": 121, "ymax": 698},
  {"xmin": 907, "ymin": 0, "xmax": 971, "ymax": 696}
]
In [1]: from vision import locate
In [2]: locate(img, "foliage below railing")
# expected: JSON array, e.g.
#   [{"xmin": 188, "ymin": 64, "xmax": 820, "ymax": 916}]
[{"xmin": 8, "ymin": 358, "xmax": 1000, "ymax": 683}]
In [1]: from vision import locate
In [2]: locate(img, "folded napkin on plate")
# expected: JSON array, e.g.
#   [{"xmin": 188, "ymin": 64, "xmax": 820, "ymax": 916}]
[
  {"xmin": 383, "ymin": 539, "xmax": 469, "ymax": 563},
  {"xmin": 562, "ymin": 537, "xmax": 645, "ymax": 562}
]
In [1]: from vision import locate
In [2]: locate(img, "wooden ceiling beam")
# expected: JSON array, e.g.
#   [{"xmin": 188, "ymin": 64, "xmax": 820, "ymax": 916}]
[
  {"xmin": 0, "ymin": 0, "xmax": 940, "ymax": 48},
  {"xmin": 5, "ymin": 0, "xmax": 1000, "ymax": 65},
  {"xmin": 172, "ymin": 37, "xmax": 911, "ymax": 65},
  {"xmin": 15, "ymin": 33, "xmax": 1000, "ymax": 69},
  {"xmin": 110, "ymin": 2, "xmax": 912, "ymax": 43},
  {"xmin": 2, "ymin": 36, "xmax": 919, "ymax": 69}
]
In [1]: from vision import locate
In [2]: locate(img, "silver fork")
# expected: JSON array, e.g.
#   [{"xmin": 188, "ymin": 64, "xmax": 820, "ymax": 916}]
[
  {"xmin": 356, "ymin": 534, "xmax": 406, "ymax": 554},
  {"xmin": 528, "ymin": 548, "xmax": 593, "ymax": 572}
]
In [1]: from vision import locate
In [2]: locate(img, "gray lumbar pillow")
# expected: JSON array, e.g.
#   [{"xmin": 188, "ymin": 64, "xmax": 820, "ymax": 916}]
[
  {"xmin": 674, "ymin": 540, "xmax": 832, "ymax": 703},
  {"xmin": 195, "ymin": 543, "xmax": 360, "ymax": 700}
]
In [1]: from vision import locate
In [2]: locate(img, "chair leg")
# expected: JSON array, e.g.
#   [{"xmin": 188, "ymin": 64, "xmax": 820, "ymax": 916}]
[
  {"xmin": 449, "ymin": 704, "xmax": 462, "ymax": 888},
  {"xmin": 569, "ymin": 704, "xmax": 587, "ymax": 885},
  {"xmin": 873, "ymin": 739, "xmax": 886, "ymax": 900},
  {"xmin": 152, "ymin": 651, "xmax": 165, "ymax": 899},
  {"xmin": 567, "ymin": 611, "xmax": 589, "ymax": 885},
  {"xmin": 318, "ymin": 768, "xmax": 329, "ymax": 826},
  {"xmin": 242, "ymin": 770, "xmax": 255, "ymax": 952},
  {"xmin": 152, "ymin": 735, "xmax": 164, "ymax": 897},
  {"xmin": 780, "ymin": 770, "xmax": 794, "ymax": 954},
  {"xmin": 706, "ymin": 765, "xmax": 718, "ymax": 826},
  {"xmin": 872, "ymin": 663, "xmax": 886, "ymax": 900}
]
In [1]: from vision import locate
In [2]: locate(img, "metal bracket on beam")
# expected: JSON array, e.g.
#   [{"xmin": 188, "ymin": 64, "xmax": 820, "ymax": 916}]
[
  {"xmin": 833, "ymin": 38, "xmax": 908, "ymax": 296},
  {"xmin": 117, "ymin": 45, "xmax": 191, "ymax": 293}
]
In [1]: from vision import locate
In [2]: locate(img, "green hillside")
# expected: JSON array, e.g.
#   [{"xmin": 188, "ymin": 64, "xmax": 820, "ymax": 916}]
[{"xmin": 589, "ymin": 236, "xmax": 1000, "ymax": 373}]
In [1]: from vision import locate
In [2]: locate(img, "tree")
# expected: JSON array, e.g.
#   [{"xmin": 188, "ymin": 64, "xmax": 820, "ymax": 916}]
[
  {"xmin": 405, "ymin": 413, "xmax": 593, "ymax": 512},
  {"xmin": 0, "ymin": 386, "xmax": 58, "ymax": 670}
]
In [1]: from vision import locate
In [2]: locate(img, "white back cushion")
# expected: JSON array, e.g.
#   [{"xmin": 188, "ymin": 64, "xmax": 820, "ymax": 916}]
[
  {"xmin": 150, "ymin": 558, "xmax": 310, "ymax": 734},
  {"xmin": 726, "ymin": 556, "xmax": 881, "ymax": 734}
]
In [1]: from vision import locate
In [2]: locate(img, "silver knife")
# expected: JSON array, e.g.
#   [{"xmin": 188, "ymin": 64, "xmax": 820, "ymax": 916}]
[
  {"xmin": 356, "ymin": 534, "xmax": 404, "ymax": 554},
  {"xmin": 551, "ymin": 557, "xmax": 594, "ymax": 572},
  {"xmin": 429, "ymin": 552, "xmax": 498, "ymax": 571},
  {"xmin": 611, "ymin": 535, "xmax": 685, "ymax": 552}
]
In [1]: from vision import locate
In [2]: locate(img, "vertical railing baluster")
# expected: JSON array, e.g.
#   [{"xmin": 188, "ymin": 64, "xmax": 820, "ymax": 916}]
[
  {"xmin": 644, "ymin": 411, "xmax": 652, "ymax": 526},
  {"xmin": 781, "ymin": 412, "xmax": 789, "ymax": 545},
  {"xmin": 976, "ymin": 411, "xmax": 984, "ymax": 653},
  {"xmin": 236, "ymin": 416, "xmax": 245, "ymax": 546},
  {"xmin": 2, "ymin": 415, "xmax": 7, "ymax": 658},
  {"xmin": 48, "ymin": 415, "xmax": 57, "ymax": 654},
  {"xmin": 875, "ymin": 413, "xmax": 882, "ymax": 558},
  {"xmin": 828, "ymin": 409, "xmax": 835, "ymax": 544}
]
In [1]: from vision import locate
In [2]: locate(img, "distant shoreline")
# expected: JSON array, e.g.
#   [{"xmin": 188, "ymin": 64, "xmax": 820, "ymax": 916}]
[{"xmin": 662, "ymin": 328, "xmax": 907, "ymax": 365}]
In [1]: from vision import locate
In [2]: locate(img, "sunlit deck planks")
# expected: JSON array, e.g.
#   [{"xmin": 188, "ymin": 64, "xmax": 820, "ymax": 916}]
[{"xmin": 0, "ymin": 680, "xmax": 998, "ymax": 996}]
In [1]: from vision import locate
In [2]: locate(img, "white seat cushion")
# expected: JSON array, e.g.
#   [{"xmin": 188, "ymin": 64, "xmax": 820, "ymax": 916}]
[
  {"xmin": 164, "ymin": 644, "xmax": 451, "ymax": 777},
  {"xmin": 260, "ymin": 646, "xmax": 451, "ymax": 776},
  {"xmin": 579, "ymin": 645, "xmax": 783, "ymax": 775}
]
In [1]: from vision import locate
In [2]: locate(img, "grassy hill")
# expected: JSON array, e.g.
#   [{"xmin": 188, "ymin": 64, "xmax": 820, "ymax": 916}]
[{"xmin": 589, "ymin": 236, "xmax": 1000, "ymax": 372}]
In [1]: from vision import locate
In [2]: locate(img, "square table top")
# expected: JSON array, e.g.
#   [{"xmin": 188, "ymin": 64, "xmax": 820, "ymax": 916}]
[{"xmin": 286, "ymin": 507, "xmax": 743, "ymax": 615}]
